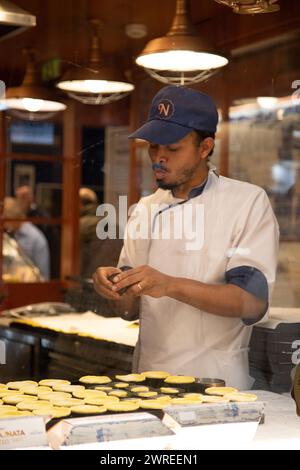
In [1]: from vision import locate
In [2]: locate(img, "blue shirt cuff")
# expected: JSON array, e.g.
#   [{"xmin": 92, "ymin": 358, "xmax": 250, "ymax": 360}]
[{"xmin": 225, "ymin": 265, "xmax": 269, "ymax": 326}]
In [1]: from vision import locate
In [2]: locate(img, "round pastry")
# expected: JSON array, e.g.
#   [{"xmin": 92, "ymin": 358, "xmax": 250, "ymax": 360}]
[
  {"xmin": 142, "ymin": 371, "xmax": 171, "ymax": 379},
  {"xmin": 224, "ymin": 392, "xmax": 258, "ymax": 402},
  {"xmin": 50, "ymin": 398, "xmax": 85, "ymax": 407},
  {"xmin": 95, "ymin": 386, "xmax": 113, "ymax": 392},
  {"xmin": 79, "ymin": 376, "xmax": 112, "ymax": 385},
  {"xmin": 164, "ymin": 376, "xmax": 196, "ymax": 385},
  {"xmin": 0, "ymin": 405, "xmax": 17, "ymax": 413},
  {"xmin": 202, "ymin": 395, "xmax": 230, "ymax": 404},
  {"xmin": 205, "ymin": 387, "xmax": 238, "ymax": 396},
  {"xmin": 108, "ymin": 390, "xmax": 128, "ymax": 398},
  {"xmin": 0, "ymin": 411, "xmax": 32, "ymax": 418},
  {"xmin": 52, "ymin": 384, "xmax": 85, "ymax": 393},
  {"xmin": 136, "ymin": 391, "xmax": 158, "ymax": 398},
  {"xmin": 7, "ymin": 381, "xmax": 38, "ymax": 390},
  {"xmin": 39, "ymin": 379, "xmax": 71, "ymax": 387},
  {"xmin": 160, "ymin": 387, "xmax": 180, "ymax": 395},
  {"xmin": 156, "ymin": 396, "xmax": 172, "ymax": 403},
  {"xmin": 115, "ymin": 374, "xmax": 145, "ymax": 383},
  {"xmin": 130, "ymin": 386, "xmax": 149, "ymax": 393},
  {"xmin": 113, "ymin": 382, "xmax": 130, "ymax": 389},
  {"xmin": 20, "ymin": 386, "xmax": 52, "ymax": 396},
  {"xmin": 84, "ymin": 397, "xmax": 119, "ymax": 406},
  {"xmin": 2, "ymin": 394, "xmax": 37, "ymax": 405},
  {"xmin": 38, "ymin": 391, "xmax": 72, "ymax": 401},
  {"xmin": 16, "ymin": 400, "xmax": 51, "ymax": 411},
  {"xmin": 0, "ymin": 390, "xmax": 22, "ymax": 398},
  {"xmin": 171, "ymin": 397, "xmax": 203, "ymax": 405},
  {"xmin": 183, "ymin": 393, "xmax": 204, "ymax": 399},
  {"xmin": 139, "ymin": 400, "xmax": 167, "ymax": 410},
  {"xmin": 141, "ymin": 371, "xmax": 171, "ymax": 388},
  {"xmin": 124, "ymin": 398, "xmax": 141, "ymax": 404},
  {"xmin": 70, "ymin": 405, "xmax": 107, "ymax": 415},
  {"xmin": 73, "ymin": 389, "xmax": 107, "ymax": 399},
  {"xmin": 0, "ymin": 384, "xmax": 7, "ymax": 390},
  {"xmin": 33, "ymin": 407, "xmax": 71, "ymax": 419},
  {"xmin": 105, "ymin": 402, "xmax": 140, "ymax": 413}
]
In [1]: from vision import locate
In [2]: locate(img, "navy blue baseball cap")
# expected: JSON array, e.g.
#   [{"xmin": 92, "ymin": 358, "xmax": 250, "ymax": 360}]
[{"xmin": 129, "ymin": 85, "xmax": 219, "ymax": 145}]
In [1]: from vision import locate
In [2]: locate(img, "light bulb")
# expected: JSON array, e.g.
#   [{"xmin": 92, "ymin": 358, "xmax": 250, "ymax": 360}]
[
  {"xmin": 57, "ymin": 80, "xmax": 134, "ymax": 94},
  {"xmin": 22, "ymin": 98, "xmax": 44, "ymax": 112},
  {"xmin": 136, "ymin": 51, "xmax": 228, "ymax": 72}
]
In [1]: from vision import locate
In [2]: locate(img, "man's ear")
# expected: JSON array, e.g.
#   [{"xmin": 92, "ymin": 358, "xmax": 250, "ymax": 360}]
[{"xmin": 199, "ymin": 137, "xmax": 215, "ymax": 159}]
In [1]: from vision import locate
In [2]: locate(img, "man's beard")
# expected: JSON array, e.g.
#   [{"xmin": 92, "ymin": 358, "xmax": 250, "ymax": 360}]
[{"xmin": 156, "ymin": 163, "xmax": 200, "ymax": 191}]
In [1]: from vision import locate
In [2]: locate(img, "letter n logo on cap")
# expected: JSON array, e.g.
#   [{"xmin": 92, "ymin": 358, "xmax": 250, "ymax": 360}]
[{"xmin": 157, "ymin": 99, "xmax": 175, "ymax": 120}]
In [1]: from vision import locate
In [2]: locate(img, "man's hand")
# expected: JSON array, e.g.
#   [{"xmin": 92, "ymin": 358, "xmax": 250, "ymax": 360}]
[
  {"xmin": 110, "ymin": 265, "xmax": 172, "ymax": 298},
  {"xmin": 93, "ymin": 267, "xmax": 124, "ymax": 300}
]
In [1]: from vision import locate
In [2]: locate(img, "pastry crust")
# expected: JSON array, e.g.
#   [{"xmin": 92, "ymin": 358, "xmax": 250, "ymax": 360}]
[
  {"xmin": 16, "ymin": 400, "xmax": 51, "ymax": 411},
  {"xmin": 73, "ymin": 390, "xmax": 107, "ymax": 399},
  {"xmin": 70, "ymin": 405, "xmax": 107, "ymax": 415},
  {"xmin": 224, "ymin": 392, "xmax": 258, "ymax": 402},
  {"xmin": 84, "ymin": 397, "xmax": 119, "ymax": 406},
  {"xmin": 171, "ymin": 397, "xmax": 203, "ymax": 405},
  {"xmin": 205, "ymin": 387, "xmax": 238, "ymax": 396},
  {"xmin": 160, "ymin": 387, "xmax": 180, "ymax": 395},
  {"xmin": 33, "ymin": 407, "xmax": 71, "ymax": 418},
  {"xmin": 108, "ymin": 390, "xmax": 128, "ymax": 398},
  {"xmin": 202, "ymin": 395, "xmax": 230, "ymax": 403},
  {"xmin": 20, "ymin": 386, "xmax": 52, "ymax": 396},
  {"xmin": 142, "ymin": 371, "xmax": 171, "ymax": 379},
  {"xmin": 164, "ymin": 376, "xmax": 196, "ymax": 385},
  {"xmin": 2, "ymin": 394, "xmax": 37, "ymax": 405},
  {"xmin": 38, "ymin": 392, "xmax": 72, "ymax": 401},
  {"xmin": 115, "ymin": 374, "xmax": 146, "ymax": 383},
  {"xmin": 52, "ymin": 384, "xmax": 85, "ymax": 393},
  {"xmin": 106, "ymin": 402, "xmax": 140, "ymax": 412},
  {"xmin": 137, "ymin": 391, "xmax": 158, "ymax": 398},
  {"xmin": 79, "ymin": 376, "xmax": 112, "ymax": 385},
  {"xmin": 139, "ymin": 400, "xmax": 166, "ymax": 410},
  {"xmin": 7, "ymin": 381, "xmax": 38, "ymax": 390},
  {"xmin": 39, "ymin": 379, "xmax": 71, "ymax": 387}
]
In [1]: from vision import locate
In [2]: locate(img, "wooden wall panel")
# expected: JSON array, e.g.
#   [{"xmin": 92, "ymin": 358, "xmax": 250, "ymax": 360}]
[{"xmin": 61, "ymin": 101, "xmax": 81, "ymax": 279}]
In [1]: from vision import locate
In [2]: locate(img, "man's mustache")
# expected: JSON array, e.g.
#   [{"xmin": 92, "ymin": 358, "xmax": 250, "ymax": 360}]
[{"xmin": 152, "ymin": 163, "xmax": 168, "ymax": 172}]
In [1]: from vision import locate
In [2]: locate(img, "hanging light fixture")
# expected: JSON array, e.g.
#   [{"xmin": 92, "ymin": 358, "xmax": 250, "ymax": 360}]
[
  {"xmin": 57, "ymin": 20, "xmax": 134, "ymax": 105},
  {"xmin": 1, "ymin": 49, "xmax": 66, "ymax": 121},
  {"xmin": 214, "ymin": 0, "xmax": 280, "ymax": 14},
  {"xmin": 135, "ymin": 0, "xmax": 228, "ymax": 86}
]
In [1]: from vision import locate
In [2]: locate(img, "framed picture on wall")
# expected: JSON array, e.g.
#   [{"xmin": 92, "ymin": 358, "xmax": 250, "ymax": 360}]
[{"xmin": 13, "ymin": 164, "xmax": 36, "ymax": 193}]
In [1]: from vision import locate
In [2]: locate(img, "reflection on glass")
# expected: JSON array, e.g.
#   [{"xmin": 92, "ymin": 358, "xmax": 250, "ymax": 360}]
[{"xmin": 3, "ymin": 232, "xmax": 43, "ymax": 282}]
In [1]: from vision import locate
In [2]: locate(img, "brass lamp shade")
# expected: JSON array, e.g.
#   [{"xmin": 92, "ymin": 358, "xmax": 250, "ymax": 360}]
[
  {"xmin": 136, "ymin": 0, "xmax": 228, "ymax": 85},
  {"xmin": 2, "ymin": 49, "xmax": 66, "ymax": 119},
  {"xmin": 57, "ymin": 64, "xmax": 134, "ymax": 95},
  {"xmin": 57, "ymin": 19, "xmax": 134, "ymax": 104}
]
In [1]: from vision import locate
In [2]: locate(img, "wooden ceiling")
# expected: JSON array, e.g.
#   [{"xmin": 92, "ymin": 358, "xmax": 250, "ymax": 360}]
[
  {"xmin": 0, "ymin": 0, "xmax": 299, "ymax": 125},
  {"xmin": 1, "ymin": 0, "xmax": 300, "ymax": 87}
]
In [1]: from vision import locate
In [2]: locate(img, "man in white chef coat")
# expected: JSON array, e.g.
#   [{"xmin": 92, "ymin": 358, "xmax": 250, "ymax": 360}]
[{"xmin": 93, "ymin": 85, "xmax": 279, "ymax": 389}]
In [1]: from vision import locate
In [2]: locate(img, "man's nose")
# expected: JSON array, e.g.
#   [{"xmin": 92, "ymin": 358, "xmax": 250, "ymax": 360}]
[{"xmin": 153, "ymin": 146, "xmax": 167, "ymax": 163}]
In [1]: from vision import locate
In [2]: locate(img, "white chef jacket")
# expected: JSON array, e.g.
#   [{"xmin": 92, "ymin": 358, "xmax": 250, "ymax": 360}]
[{"xmin": 118, "ymin": 169, "xmax": 279, "ymax": 389}]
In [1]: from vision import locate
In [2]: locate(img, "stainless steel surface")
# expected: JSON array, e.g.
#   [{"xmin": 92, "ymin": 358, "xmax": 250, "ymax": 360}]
[{"xmin": 0, "ymin": 0, "xmax": 36, "ymax": 42}]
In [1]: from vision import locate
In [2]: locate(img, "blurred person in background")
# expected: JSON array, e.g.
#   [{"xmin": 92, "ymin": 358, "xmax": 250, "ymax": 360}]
[
  {"xmin": 15, "ymin": 185, "xmax": 47, "ymax": 219},
  {"xmin": 79, "ymin": 188, "xmax": 123, "ymax": 279},
  {"xmin": 3, "ymin": 197, "xmax": 50, "ymax": 280}
]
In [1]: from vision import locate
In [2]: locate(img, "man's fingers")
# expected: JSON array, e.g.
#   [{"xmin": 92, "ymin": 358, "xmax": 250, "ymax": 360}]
[
  {"xmin": 112, "ymin": 266, "xmax": 144, "ymax": 284},
  {"xmin": 93, "ymin": 282, "xmax": 121, "ymax": 300},
  {"xmin": 112, "ymin": 273, "xmax": 142, "ymax": 292},
  {"xmin": 93, "ymin": 268, "xmax": 122, "ymax": 299},
  {"xmin": 94, "ymin": 267, "xmax": 121, "ymax": 289}
]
